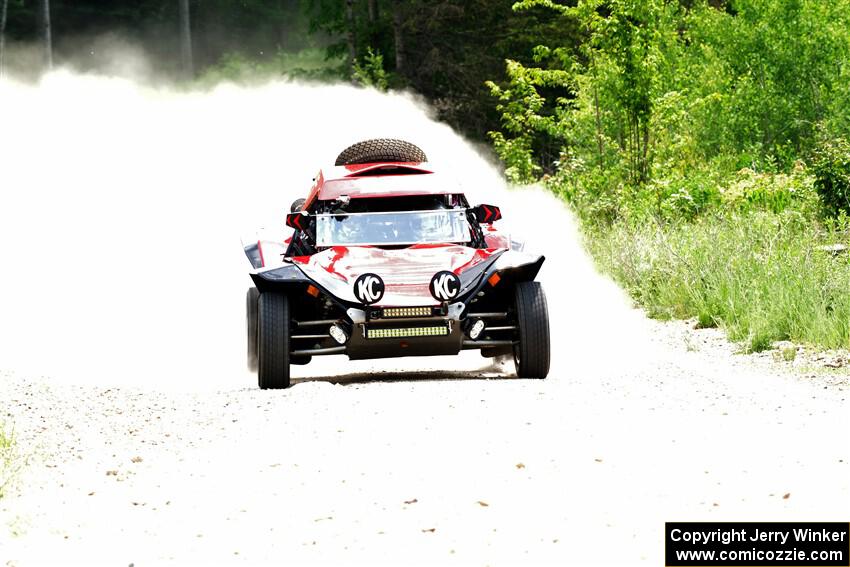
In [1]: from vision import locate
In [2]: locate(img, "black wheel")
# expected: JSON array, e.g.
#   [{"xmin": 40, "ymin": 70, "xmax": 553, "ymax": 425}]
[
  {"xmin": 257, "ymin": 292, "xmax": 291, "ymax": 389},
  {"xmin": 334, "ymin": 139, "xmax": 427, "ymax": 166},
  {"xmin": 246, "ymin": 287, "xmax": 259, "ymax": 372},
  {"xmin": 513, "ymin": 282, "xmax": 550, "ymax": 379}
]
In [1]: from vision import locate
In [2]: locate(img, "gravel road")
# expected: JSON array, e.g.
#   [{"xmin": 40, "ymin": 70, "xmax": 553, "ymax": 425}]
[{"xmin": 2, "ymin": 315, "xmax": 847, "ymax": 565}]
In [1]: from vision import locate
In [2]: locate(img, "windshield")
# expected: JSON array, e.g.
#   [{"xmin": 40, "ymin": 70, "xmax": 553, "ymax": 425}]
[{"xmin": 315, "ymin": 210, "xmax": 471, "ymax": 247}]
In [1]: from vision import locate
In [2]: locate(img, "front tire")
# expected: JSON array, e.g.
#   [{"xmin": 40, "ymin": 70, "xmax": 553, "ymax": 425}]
[
  {"xmin": 513, "ymin": 282, "xmax": 550, "ymax": 379},
  {"xmin": 257, "ymin": 292, "xmax": 291, "ymax": 389}
]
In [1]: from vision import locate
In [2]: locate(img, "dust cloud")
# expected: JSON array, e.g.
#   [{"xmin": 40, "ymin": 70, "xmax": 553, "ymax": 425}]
[{"xmin": 0, "ymin": 70, "xmax": 647, "ymax": 390}]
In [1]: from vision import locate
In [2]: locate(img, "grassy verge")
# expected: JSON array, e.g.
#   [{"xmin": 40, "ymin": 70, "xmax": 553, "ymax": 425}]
[{"xmin": 584, "ymin": 211, "xmax": 850, "ymax": 352}]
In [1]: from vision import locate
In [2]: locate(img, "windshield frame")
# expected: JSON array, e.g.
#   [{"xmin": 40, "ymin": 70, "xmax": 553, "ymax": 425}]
[{"xmin": 314, "ymin": 209, "xmax": 472, "ymax": 247}]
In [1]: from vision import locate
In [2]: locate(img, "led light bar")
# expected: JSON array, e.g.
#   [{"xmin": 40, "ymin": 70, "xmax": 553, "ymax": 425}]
[
  {"xmin": 381, "ymin": 307, "xmax": 433, "ymax": 318},
  {"xmin": 366, "ymin": 326, "xmax": 449, "ymax": 339}
]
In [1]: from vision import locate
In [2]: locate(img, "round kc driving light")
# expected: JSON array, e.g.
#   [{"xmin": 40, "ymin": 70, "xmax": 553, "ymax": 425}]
[
  {"xmin": 429, "ymin": 270, "xmax": 461, "ymax": 301},
  {"xmin": 353, "ymin": 273, "xmax": 385, "ymax": 305}
]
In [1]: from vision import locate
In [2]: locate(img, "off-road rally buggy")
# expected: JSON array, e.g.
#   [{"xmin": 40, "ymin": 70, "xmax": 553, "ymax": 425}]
[{"xmin": 243, "ymin": 139, "xmax": 550, "ymax": 389}]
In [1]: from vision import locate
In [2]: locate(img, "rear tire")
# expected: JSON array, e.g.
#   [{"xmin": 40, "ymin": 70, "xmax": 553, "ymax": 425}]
[
  {"xmin": 513, "ymin": 282, "xmax": 550, "ymax": 379},
  {"xmin": 334, "ymin": 139, "xmax": 427, "ymax": 166},
  {"xmin": 246, "ymin": 287, "xmax": 259, "ymax": 372},
  {"xmin": 257, "ymin": 292, "xmax": 291, "ymax": 389}
]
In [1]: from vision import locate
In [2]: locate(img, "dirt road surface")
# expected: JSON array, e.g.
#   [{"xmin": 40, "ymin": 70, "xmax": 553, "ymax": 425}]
[{"xmin": 2, "ymin": 317, "xmax": 847, "ymax": 565}]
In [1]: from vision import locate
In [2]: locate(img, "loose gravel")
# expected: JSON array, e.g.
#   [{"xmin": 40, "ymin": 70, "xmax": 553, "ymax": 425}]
[{"xmin": 1, "ymin": 314, "xmax": 846, "ymax": 565}]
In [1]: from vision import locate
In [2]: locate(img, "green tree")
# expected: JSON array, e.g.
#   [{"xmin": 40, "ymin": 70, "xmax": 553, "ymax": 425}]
[
  {"xmin": 683, "ymin": 0, "xmax": 850, "ymax": 163},
  {"xmin": 353, "ymin": 46, "xmax": 388, "ymax": 90},
  {"xmin": 494, "ymin": 0, "xmax": 671, "ymax": 185}
]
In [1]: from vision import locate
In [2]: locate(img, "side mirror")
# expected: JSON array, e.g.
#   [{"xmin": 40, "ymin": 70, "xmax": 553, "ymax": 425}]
[
  {"xmin": 471, "ymin": 204, "xmax": 502, "ymax": 224},
  {"xmin": 286, "ymin": 212, "xmax": 309, "ymax": 230},
  {"xmin": 290, "ymin": 198, "xmax": 306, "ymax": 213}
]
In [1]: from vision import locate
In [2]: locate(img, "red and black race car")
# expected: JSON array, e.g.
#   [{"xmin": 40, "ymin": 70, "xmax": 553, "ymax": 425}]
[{"xmin": 244, "ymin": 139, "xmax": 550, "ymax": 389}]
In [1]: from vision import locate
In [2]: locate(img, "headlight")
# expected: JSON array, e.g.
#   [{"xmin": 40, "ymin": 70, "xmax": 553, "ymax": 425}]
[
  {"xmin": 468, "ymin": 319, "xmax": 486, "ymax": 340},
  {"xmin": 329, "ymin": 323, "xmax": 350, "ymax": 345}
]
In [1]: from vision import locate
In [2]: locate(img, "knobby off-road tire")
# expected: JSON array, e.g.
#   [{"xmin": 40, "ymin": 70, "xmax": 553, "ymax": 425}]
[
  {"xmin": 334, "ymin": 139, "xmax": 427, "ymax": 166},
  {"xmin": 257, "ymin": 292, "xmax": 291, "ymax": 389},
  {"xmin": 513, "ymin": 281, "xmax": 551, "ymax": 379},
  {"xmin": 246, "ymin": 287, "xmax": 259, "ymax": 372}
]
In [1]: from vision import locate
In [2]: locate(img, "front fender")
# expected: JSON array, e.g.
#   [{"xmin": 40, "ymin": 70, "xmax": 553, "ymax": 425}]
[
  {"xmin": 250, "ymin": 264, "xmax": 312, "ymax": 293},
  {"xmin": 456, "ymin": 250, "xmax": 545, "ymax": 309},
  {"xmin": 490, "ymin": 250, "xmax": 545, "ymax": 282},
  {"xmin": 250, "ymin": 263, "xmax": 353, "ymax": 312}
]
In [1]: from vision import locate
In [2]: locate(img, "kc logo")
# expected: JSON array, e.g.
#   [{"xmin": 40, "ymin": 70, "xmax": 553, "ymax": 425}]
[
  {"xmin": 430, "ymin": 271, "xmax": 461, "ymax": 301},
  {"xmin": 353, "ymin": 273, "xmax": 385, "ymax": 304}
]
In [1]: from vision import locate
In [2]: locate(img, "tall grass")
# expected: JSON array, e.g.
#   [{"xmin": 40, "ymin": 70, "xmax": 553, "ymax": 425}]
[{"xmin": 585, "ymin": 211, "xmax": 850, "ymax": 352}]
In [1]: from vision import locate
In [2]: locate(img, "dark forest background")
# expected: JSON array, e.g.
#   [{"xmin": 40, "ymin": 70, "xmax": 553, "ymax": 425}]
[{"xmin": 0, "ymin": 0, "xmax": 576, "ymax": 141}]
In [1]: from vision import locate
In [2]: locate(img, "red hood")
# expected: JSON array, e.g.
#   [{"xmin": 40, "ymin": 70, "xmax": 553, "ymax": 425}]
[{"xmin": 291, "ymin": 244, "xmax": 501, "ymax": 306}]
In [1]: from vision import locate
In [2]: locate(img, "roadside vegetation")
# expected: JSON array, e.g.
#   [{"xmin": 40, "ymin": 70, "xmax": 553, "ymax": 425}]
[
  {"xmin": 0, "ymin": 421, "xmax": 18, "ymax": 499},
  {"xmin": 586, "ymin": 210, "xmax": 850, "ymax": 352},
  {"xmin": 482, "ymin": 0, "xmax": 850, "ymax": 352}
]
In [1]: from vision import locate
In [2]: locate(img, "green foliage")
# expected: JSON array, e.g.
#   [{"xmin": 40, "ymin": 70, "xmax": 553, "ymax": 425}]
[
  {"xmin": 676, "ymin": 1, "xmax": 850, "ymax": 163},
  {"xmin": 719, "ymin": 166, "xmax": 819, "ymax": 216},
  {"xmin": 352, "ymin": 47, "xmax": 389, "ymax": 91},
  {"xmin": 547, "ymin": 154, "xmax": 629, "ymax": 225},
  {"xmin": 586, "ymin": 211, "xmax": 850, "ymax": 352},
  {"xmin": 811, "ymin": 136, "xmax": 850, "ymax": 217},
  {"xmin": 492, "ymin": 0, "xmax": 672, "ymax": 186},
  {"xmin": 0, "ymin": 421, "xmax": 17, "ymax": 499},
  {"xmin": 3, "ymin": 0, "xmax": 583, "ymax": 143},
  {"xmin": 581, "ymin": 0, "xmax": 670, "ymax": 184},
  {"xmin": 550, "ymin": 157, "xmax": 820, "ymax": 225},
  {"xmin": 489, "ymin": 131, "xmax": 539, "ymax": 184},
  {"xmin": 304, "ymin": 0, "xmax": 581, "ymax": 140},
  {"xmin": 2, "ymin": 0, "xmax": 312, "ymax": 76},
  {"xmin": 197, "ymin": 48, "xmax": 345, "ymax": 85},
  {"xmin": 485, "ymin": 57, "xmax": 572, "ymax": 182},
  {"xmin": 488, "ymin": 0, "xmax": 850, "ymax": 228}
]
